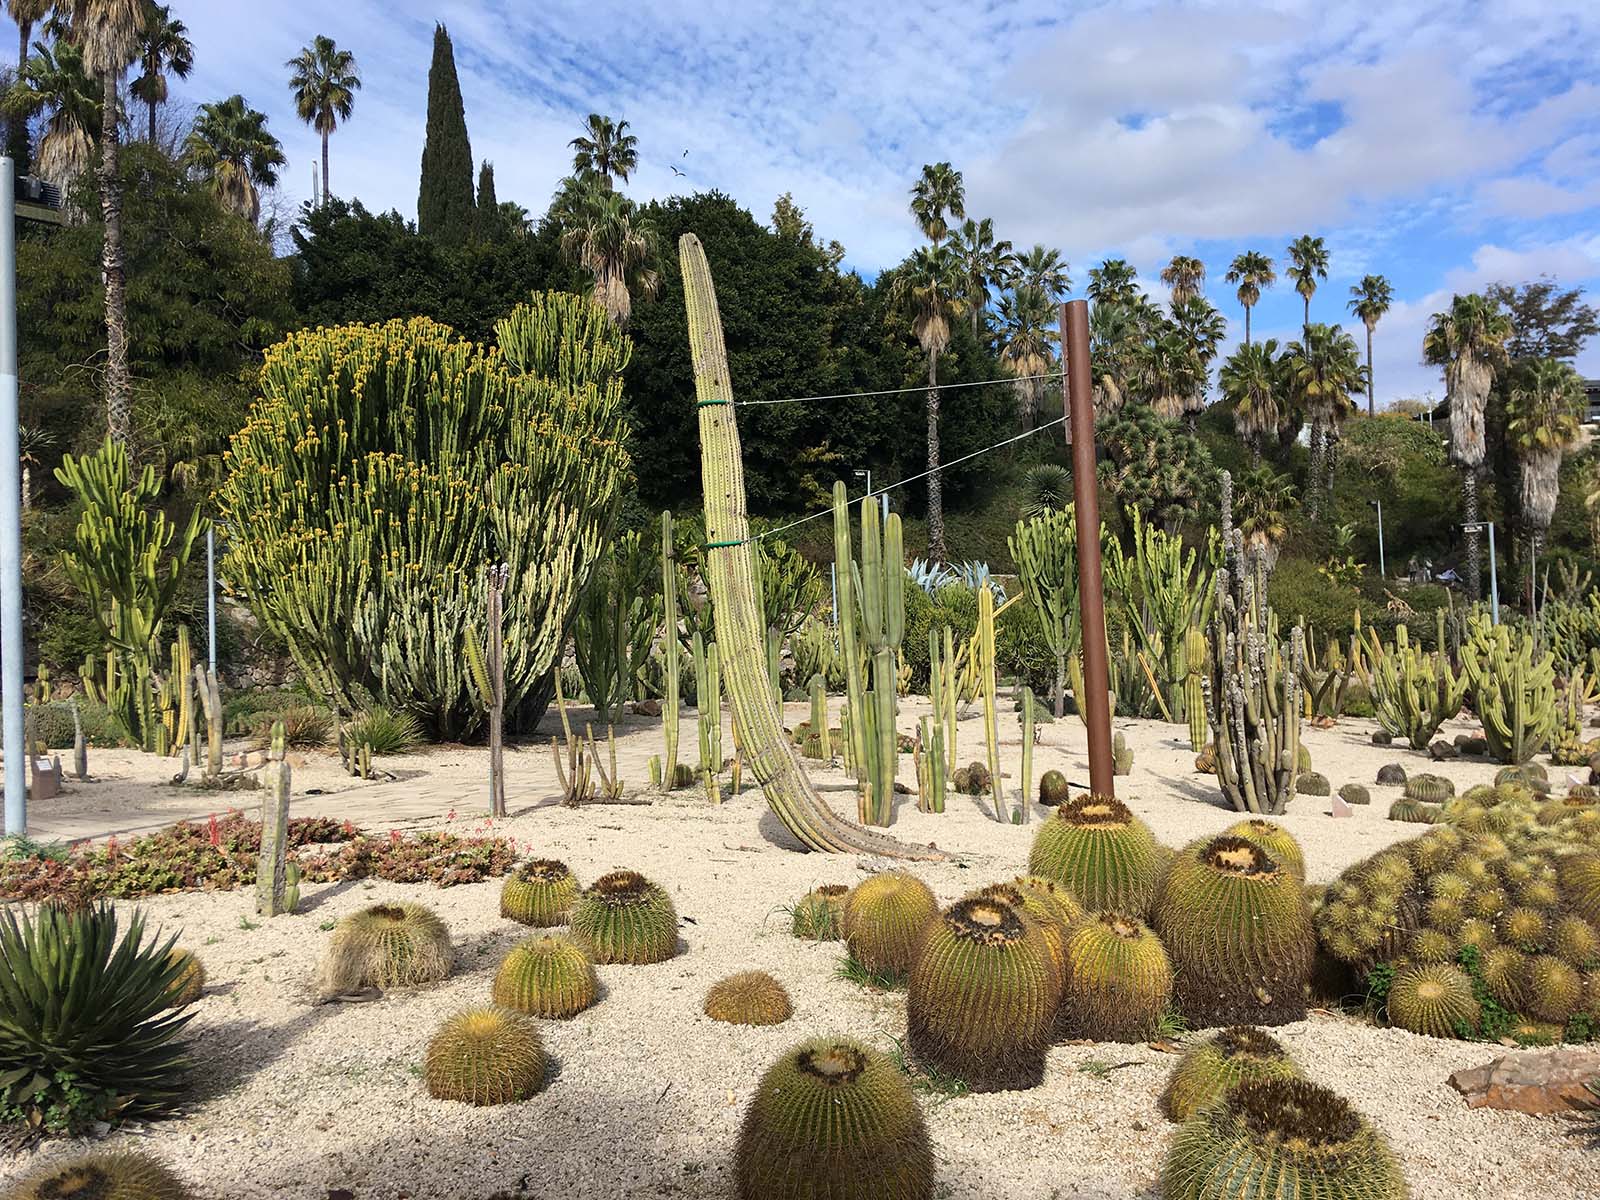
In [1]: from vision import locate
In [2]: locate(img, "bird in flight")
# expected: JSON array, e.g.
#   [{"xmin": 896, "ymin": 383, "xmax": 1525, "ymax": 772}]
[{"xmin": 670, "ymin": 165, "xmax": 685, "ymax": 177}]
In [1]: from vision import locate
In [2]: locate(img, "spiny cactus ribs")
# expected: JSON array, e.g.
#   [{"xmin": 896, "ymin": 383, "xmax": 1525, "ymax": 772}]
[
  {"xmin": 791, "ymin": 884, "xmax": 849, "ymax": 941},
  {"xmin": 1061, "ymin": 910, "xmax": 1173, "ymax": 1043},
  {"xmin": 500, "ymin": 858, "xmax": 579, "ymax": 927},
  {"xmin": 569, "ymin": 870, "xmax": 678, "ymax": 965},
  {"xmin": 1386, "ymin": 963, "xmax": 1479, "ymax": 1038},
  {"xmin": 842, "ymin": 872, "xmax": 939, "ymax": 981},
  {"xmin": 1038, "ymin": 769, "xmax": 1071, "ymax": 806},
  {"xmin": 317, "ymin": 902, "xmax": 454, "ymax": 995},
  {"xmin": 1225, "ymin": 819, "xmax": 1306, "ymax": 880},
  {"xmin": 907, "ymin": 897, "xmax": 1059, "ymax": 1092},
  {"xmin": 424, "ymin": 1006, "xmax": 546, "ymax": 1105},
  {"xmin": 7, "ymin": 1153, "xmax": 195, "ymax": 1200},
  {"xmin": 1027, "ymin": 794, "xmax": 1162, "ymax": 916},
  {"xmin": 735, "ymin": 1037, "xmax": 934, "ymax": 1200},
  {"xmin": 492, "ymin": 935, "xmax": 598, "ymax": 1018},
  {"xmin": 164, "ymin": 948, "xmax": 205, "ymax": 1008},
  {"xmin": 1154, "ymin": 835, "xmax": 1314, "ymax": 1028},
  {"xmin": 705, "ymin": 971, "xmax": 793, "ymax": 1025},
  {"xmin": 1160, "ymin": 1026, "xmax": 1301, "ymax": 1122},
  {"xmin": 1162, "ymin": 1077, "xmax": 1407, "ymax": 1200}
]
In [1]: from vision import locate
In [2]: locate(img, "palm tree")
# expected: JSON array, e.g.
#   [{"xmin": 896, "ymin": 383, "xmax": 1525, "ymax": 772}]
[
  {"xmin": 1171, "ymin": 295, "xmax": 1226, "ymax": 428},
  {"xmin": 557, "ymin": 175, "xmax": 660, "ymax": 327},
  {"xmin": 950, "ymin": 216, "xmax": 1013, "ymax": 340},
  {"xmin": 1282, "ymin": 322, "xmax": 1364, "ymax": 516},
  {"xmin": 129, "ymin": 3, "xmax": 190, "ymax": 144},
  {"xmin": 1346, "ymin": 274, "xmax": 1393, "ymax": 417},
  {"xmin": 58, "ymin": 0, "xmax": 146, "ymax": 448},
  {"xmin": 1160, "ymin": 254, "xmax": 1205, "ymax": 307},
  {"xmin": 1286, "ymin": 235, "xmax": 1329, "ymax": 334},
  {"xmin": 184, "ymin": 94, "xmax": 285, "ymax": 223},
  {"xmin": 6, "ymin": 38, "xmax": 99, "ymax": 193},
  {"xmin": 1224, "ymin": 250, "xmax": 1275, "ymax": 346},
  {"xmin": 1087, "ymin": 258, "xmax": 1139, "ymax": 307},
  {"xmin": 569, "ymin": 112, "xmax": 637, "ymax": 190},
  {"xmin": 287, "ymin": 34, "xmax": 360, "ymax": 208},
  {"xmin": 997, "ymin": 285, "xmax": 1058, "ymax": 428},
  {"xmin": 1219, "ymin": 339, "xmax": 1282, "ymax": 466},
  {"xmin": 1505, "ymin": 358, "xmax": 1584, "ymax": 565},
  {"xmin": 909, "ymin": 161, "xmax": 964, "ymax": 243},
  {"xmin": 1424, "ymin": 293, "xmax": 1511, "ymax": 599},
  {"xmin": 1134, "ymin": 322, "xmax": 1197, "ymax": 421},
  {"xmin": 7, "ymin": 0, "xmax": 49, "ymax": 81},
  {"xmin": 891, "ymin": 242, "xmax": 966, "ymax": 562},
  {"xmin": 1007, "ymin": 244, "xmax": 1071, "ymax": 306},
  {"xmin": 1088, "ymin": 299, "xmax": 1139, "ymax": 415},
  {"xmin": 1233, "ymin": 465, "xmax": 1296, "ymax": 570}
]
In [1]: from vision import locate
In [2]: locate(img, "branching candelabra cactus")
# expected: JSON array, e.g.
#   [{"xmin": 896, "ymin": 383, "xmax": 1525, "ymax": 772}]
[
  {"xmin": 1462, "ymin": 617, "xmax": 1558, "ymax": 764},
  {"xmin": 1206, "ymin": 472, "xmax": 1302, "ymax": 815},
  {"xmin": 1010, "ymin": 509, "xmax": 1081, "ymax": 718},
  {"xmin": 1360, "ymin": 610, "xmax": 1465, "ymax": 749}
]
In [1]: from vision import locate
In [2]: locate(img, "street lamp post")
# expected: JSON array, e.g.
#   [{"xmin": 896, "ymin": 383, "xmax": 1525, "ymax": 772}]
[
  {"xmin": 1370, "ymin": 499, "xmax": 1385, "ymax": 579},
  {"xmin": 1, "ymin": 158, "xmax": 23, "ymax": 837},
  {"xmin": 1461, "ymin": 521, "xmax": 1499, "ymax": 625}
]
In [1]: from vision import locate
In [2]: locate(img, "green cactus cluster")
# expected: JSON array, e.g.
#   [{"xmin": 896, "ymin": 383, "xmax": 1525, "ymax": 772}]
[
  {"xmin": 907, "ymin": 897, "xmax": 1060, "ymax": 1091},
  {"xmin": 569, "ymin": 871, "xmax": 678, "ymax": 965},
  {"xmin": 1162, "ymin": 1077, "xmax": 1408, "ymax": 1200},
  {"xmin": 1361, "ymin": 611, "xmax": 1466, "ymax": 750},
  {"xmin": 1154, "ymin": 835, "xmax": 1315, "ymax": 1026},
  {"xmin": 1386, "ymin": 962, "xmax": 1480, "ymax": 1037},
  {"xmin": 424, "ymin": 1006, "xmax": 546, "ymax": 1105},
  {"xmin": 705, "ymin": 971, "xmax": 793, "ymax": 1026},
  {"xmin": 1403, "ymin": 773, "xmax": 1455, "ymax": 803},
  {"xmin": 1027, "ymin": 794, "xmax": 1162, "ymax": 916},
  {"xmin": 491, "ymin": 935, "xmax": 598, "ymax": 1018},
  {"xmin": 317, "ymin": 902, "xmax": 454, "ymax": 996},
  {"xmin": 500, "ymin": 859, "xmax": 580, "ymax": 927},
  {"xmin": 1060, "ymin": 910, "xmax": 1174, "ymax": 1042},
  {"xmin": 6, "ymin": 1153, "xmax": 195, "ymax": 1200},
  {"xmin": 841, "ymin": 872, "xmax": 939, "ymax": 982},
  {"xmin": 1161, "ymin": 1026, "xmax": 1302, "ymax": 1122},
  {"xmin": 215, "ymin": 300, "xmax": 631, "ymax": 739},
  {"xmin": 791, "ymin": 884, "xmax": 849, "ymax": 941},
  {"xmin": 1461, "ymin": 616, "xmax": 1559, "ymax": 764},
  {"xmin": 735, "ymin": 1037, "xmax": 934, "ymax": 1200}
]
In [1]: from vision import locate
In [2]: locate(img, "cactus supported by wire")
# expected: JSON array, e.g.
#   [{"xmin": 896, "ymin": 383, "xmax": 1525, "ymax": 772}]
[
  {"xmin": 1206, "ymin": 474, "xmax": 1302, "ymax": 815},
  {"xmin": 1361, "ymin": 611, "xmax": 1466, "ymax": 750},
  {"xmin": 693, "ymin": 633, "xmax": 723, "ymax": 802},
  {"xmin": 680, "ymin": 233, "xmax": 942, "ymax": 859},
  {"xmin": 978, "ymin": 585, "xmax": 1005, "ymax": 823},
  {"xmin": 659, "ymin": 510, "xmax": 683, "ymax": 788},
  {"xmin": 1461, "ymin": 617, "xmax": 1558, "ymax": 764}
]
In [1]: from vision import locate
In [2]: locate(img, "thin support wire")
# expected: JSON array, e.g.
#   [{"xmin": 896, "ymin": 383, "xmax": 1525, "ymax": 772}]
[{"xmin": 738, "ymin": 371, "xmax": 1064, "ymax": 407}]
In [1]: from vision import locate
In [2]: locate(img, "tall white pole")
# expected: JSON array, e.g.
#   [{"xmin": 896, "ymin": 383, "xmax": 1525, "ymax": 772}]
[
  {"xmin": 207, "ymin": 526, "xmax": 216, "ymax": 672},
  {"xmin": 1, "ymin": 157, "xmax": 25, "ymax": 836}
]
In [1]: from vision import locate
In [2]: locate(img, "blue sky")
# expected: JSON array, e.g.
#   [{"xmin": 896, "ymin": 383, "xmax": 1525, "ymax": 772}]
[{"xmin": 13, "ymin": 0, "xmax": 1600, "ymax": 403}]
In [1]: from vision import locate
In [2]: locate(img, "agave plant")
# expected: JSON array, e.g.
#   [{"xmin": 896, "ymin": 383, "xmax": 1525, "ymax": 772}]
[
  {"xmin": 0, "ymin": 903, "xmax": 193, "ymax": 1133},
  {"xmin": 907, "ymin": 557, "xmax": 957, "ymax": 596},
  {"xmin": 951, "ymin": 560, "xmax": 1007, "ymax": 603}
]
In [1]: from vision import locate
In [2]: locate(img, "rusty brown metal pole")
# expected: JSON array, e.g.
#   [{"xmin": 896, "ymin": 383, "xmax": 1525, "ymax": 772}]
[{"xmin": 1062, "ymin": 300, "xmax": 1114, "ymax": 797}]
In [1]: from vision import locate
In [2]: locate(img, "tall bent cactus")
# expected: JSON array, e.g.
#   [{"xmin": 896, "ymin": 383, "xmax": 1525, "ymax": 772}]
[{"xmin": 680, "ymin": 234, "xmax": 943, "ymax": 860}]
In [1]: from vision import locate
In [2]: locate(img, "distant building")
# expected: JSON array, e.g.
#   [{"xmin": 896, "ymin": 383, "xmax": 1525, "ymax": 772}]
[{"xmin": 1416, "ymin": 378, "xmax": 1600, "ymax": 428}]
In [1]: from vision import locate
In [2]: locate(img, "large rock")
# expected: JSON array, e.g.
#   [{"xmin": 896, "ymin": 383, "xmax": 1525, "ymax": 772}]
[{"xmin": 1448, "ymin": 1047, "xmax": 1600, "ymax": 1114}]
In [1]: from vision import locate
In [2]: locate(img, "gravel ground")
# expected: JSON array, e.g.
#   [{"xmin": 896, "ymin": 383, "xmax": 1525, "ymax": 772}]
[{"xmin": 5, "ymin": 706, "xmax": 1598, "ymax": 1198}]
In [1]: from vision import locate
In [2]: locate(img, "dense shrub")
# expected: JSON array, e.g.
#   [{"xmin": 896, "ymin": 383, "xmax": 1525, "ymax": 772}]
[
  {"xmin": 0, "ymin": 902, "xmax": 192, "ymax": 1133},
  {"xmin": 343, "ymin": 705, "xmax": 424, "ymax": 755},
  {"xmin": 23, "ymin": 699, "xmax": 118, "ymax": 749},
  {"xmin": 223, "ymin": 688, "xmax": 309, "ymax": 735}
]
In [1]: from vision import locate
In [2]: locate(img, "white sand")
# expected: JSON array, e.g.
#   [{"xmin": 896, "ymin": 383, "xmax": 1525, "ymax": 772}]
[{"xmin": 6, "ymin": 702, "xmax": 1597, "ymax": 1198}]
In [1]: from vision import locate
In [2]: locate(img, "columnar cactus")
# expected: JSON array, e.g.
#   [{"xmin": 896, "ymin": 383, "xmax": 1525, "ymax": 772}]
[
  {"xmin": 856, "ymin": 496, "xmax": 907, "ymax": 827},
  {"xmin": 680, "ymin": 235, "xmax": 941, "ymax": 859},
  {"xmin": 1360, "ymin": 611, "xmax": 1466, "ymax": 750},
  {"xmin": 1461, "ymin": 618, "xmax": 1559, "ymax": 764},
  {"xmin": 1009, "ymin": 508, "xmax": 1081, "ymax": 718},
  {"xmin": 1184, "ymin": 624, "xmax": 1208, "ymax": 751},
  {"xmin": 693, "ymin": 633, "xmax": 723, "ymax": 803},
  {"xmin": 660, "ymin": 510, "xmax": 682, "ymax": 788}
]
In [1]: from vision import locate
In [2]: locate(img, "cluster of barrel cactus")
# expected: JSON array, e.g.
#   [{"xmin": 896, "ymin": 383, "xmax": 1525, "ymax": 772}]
[{"xmin": 1315, "ymin": 779, "xmax": 1600, "ymax": 1039}]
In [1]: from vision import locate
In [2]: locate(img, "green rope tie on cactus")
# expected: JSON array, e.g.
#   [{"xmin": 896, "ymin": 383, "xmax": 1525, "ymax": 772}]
[
  {"xmin": 704, "ymin": 538, "xmax": 745, "ymax": 550},
  {"xmin": 696, "ymin": 398, "xmax": 732, "ymax": 407}
]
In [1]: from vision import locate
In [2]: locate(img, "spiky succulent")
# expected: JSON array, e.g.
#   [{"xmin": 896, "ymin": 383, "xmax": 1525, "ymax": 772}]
[
  {"xmin": 163, "ymin": 948, "xmax": 205, "ymax": 1008},
  {"xmin": 1526, "ymin": 954, "xmax": 1584, "ymax": 1024},
  {"xmin": 1161, "ymin": 1026, "xmax": 1302, "ymax": 1122},
  {"xmin": 907, "ymin": 897, "xmax": 1059, "ymax": 1091},
  {"xmin": 1162, "ymin": 1078, "xmax": 1407, "ymax": 1200},
  {"xmin": 1375, "ymin": 763, "xmax": 1406, "ymax": 786},
  {"xmin": 1404, "ymin": 773, "xmax": 1455, "ymax": 803},
  {"xmin": 1407, "ymin": 928, "xmax": 1456, "ymax": 963},
  {"xmin": 1560, "ymin": 853, "xmax": 1600, "ymax": 925},
  {"xmin": 791, "ymin": 884, "xmax": 849, "ymax": 941},
  {"xmin": 5, "ymin": 1153, "xmax": 194, "ymax": 1200},
  {"xmin": 1153, "ymin": 836, "xmax": 1314, "ymax": 1027},
  {"xmin": 1339, "ymin": 784, "xmax": 1371, "ymax": 807},
  {"xmin": 1498, "ymin": 906, "xmax": 1550, "ymax": 952},
  {"xmin": 705, "ymin": 971, "xmax": 793, "ymax": 1025},
  {"xmin": 1027, "ymin": 794, "xmax": 1162, "ymax": 916},
  {"xmin": 1060, "ymin": 911, "xmax": 1174, "ymax": 1042},
  {"xmin": 1480, "ymin": 946, "xmax": 1530, "ymax": 1010},
  {"xmin": 317, "ymin": 902, "xmax": 454, "ymax": 996},
  {"xmin": 1296, "ymin": 771, "xmax": 1330, "ymax": 797},
  {"xmin": 735, "ymin": 1037, "xmax": 934, "ymax": 1200},
  {"xmin": 1388, "ymin": 799, "xmax": 1440, "ymax": 824},
  {"xmin": 1552, "ymin": 915, "xmax": 1600, "ymax": 966},
  {"xmin": 841, "ymin": 872, "xmax": 939, "ymax": 982},
  {"xmin": 500, "ymin": 859, "xmax": 580, "ymax": 927},
  {"xmin": 1038, "ymin": 769, "xmax": 1071, "ymax": 806},
  {"xmin": 424, "ymin": 1007, "xmax": 546, "ymax": 1105},
  {"xmin": 1386, "ymin": 963, "xmax": 1479, "ymax": 1038},
  {"xmin": 491, "ymin": 934, "xmax": 598, "ymax": 1018},
  {"xmin": 1225, "ymin": 819, "xmax": 1306, "ymax": 880},
  {"xmin": 569, "ymin": 870, "xmax": 678, "ymax": 965}
]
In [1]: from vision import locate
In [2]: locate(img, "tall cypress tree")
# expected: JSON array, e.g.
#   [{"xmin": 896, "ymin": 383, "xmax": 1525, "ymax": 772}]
[
  {"xmin": 474, "ymin": 160, "xmax": 500, "ymax": 242},
  {"xmin": 417, "ymin": 24, "xmax": 474, "ymax": 245}
]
